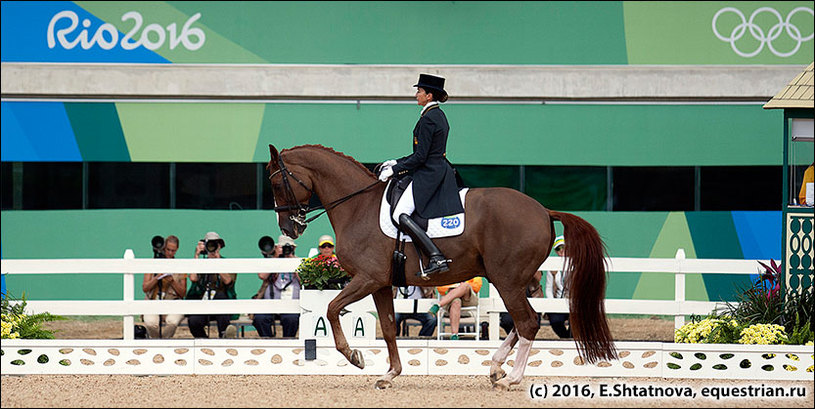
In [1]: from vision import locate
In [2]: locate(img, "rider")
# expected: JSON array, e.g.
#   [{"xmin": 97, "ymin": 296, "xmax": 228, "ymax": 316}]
[{"xmin": 377, "ymin": 74, "xmax": 464, "ymax": 278}]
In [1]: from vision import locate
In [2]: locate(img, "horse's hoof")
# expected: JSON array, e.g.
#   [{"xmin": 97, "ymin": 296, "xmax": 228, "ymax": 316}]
[
  {"xmin": 350, "ymin": 349, "xmax": 365, "ymax": 369},
  {"xmin": 492, "ymin": 379, "xmax": 510, "ymax": 391},
  {"xmin": 489, "ymin": 368, "xmax": 507, "ymax": 384},
  {"xmin": 374, "ymin": 379, "xmax": 393, "ymax": 389}
]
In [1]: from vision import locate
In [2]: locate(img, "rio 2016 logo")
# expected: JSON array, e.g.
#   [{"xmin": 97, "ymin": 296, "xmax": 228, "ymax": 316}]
[
  {"xmin": 440, "ymin": 216, "xmax": 461, "ymax": 229},
  {"xmin": 47, "ymin": 10, "xmax": 206, "ymax": 51}
]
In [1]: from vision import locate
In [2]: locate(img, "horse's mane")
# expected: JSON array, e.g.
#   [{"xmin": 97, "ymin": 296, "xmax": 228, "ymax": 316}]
[{"xmin": 284, "ymin": 144, "xmax": 376, "ymax": 177}]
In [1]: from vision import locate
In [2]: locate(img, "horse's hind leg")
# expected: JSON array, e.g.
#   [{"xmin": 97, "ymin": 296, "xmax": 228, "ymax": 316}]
[
  {"xmin": 326, "ymin": 278, "xmax": 379, "ymax": 369},
  {"xmin": 490, "ymin": 328, "xmax": 519, "ymax": 385},
  {"xmin": 370, "ymin": 286, "xmax": 401, "ymax": 389},
  {"xmin": 494, "ymin": 335, "xmax": 534, "ymax": 391},
  {"xmin": 490, "ymin": 279, "xmax": 540, "ymax": 391}
]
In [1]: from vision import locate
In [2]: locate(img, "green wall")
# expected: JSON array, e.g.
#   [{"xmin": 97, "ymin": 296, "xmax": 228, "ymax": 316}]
[
  {"xmin": 3, "ymin": 101, "xmax": 785, "ymax": 166},
  {"xmin": 2, "ymin": 209, "xmax": 767, "ymax": 303}
]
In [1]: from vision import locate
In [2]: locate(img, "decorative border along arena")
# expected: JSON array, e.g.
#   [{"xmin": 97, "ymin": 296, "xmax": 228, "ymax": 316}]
[{"xmin": 2, "ymin": 339, "xmax": 812, "ymax": 380}]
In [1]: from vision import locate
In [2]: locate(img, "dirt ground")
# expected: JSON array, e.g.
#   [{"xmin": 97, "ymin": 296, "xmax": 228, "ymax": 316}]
[
  {"xmin": 3, "ymin": 317, "xmax": 813, "ymax": 408},
  {"xmin": 37, "ymin": 314, "xmax": 678, "ymax": 341}
]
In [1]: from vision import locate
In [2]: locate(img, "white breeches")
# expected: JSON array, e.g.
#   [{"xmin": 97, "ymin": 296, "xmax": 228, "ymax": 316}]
[{"xmin": 392, "ymin": 181, "xmax": 416, "ymax": 224}]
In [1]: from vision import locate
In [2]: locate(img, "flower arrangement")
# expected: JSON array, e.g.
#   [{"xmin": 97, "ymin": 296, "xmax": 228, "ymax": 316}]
[
  {"xmin": 674, "ymin": 259, "xmax": 813, "ymax": 346},
  {"xmin": 1, "ymin": 293, "xmax": 65, "ymax": 339},
  {"xmin": 295, "ymin": 254, "xmax": 350, "ymax": 290},
  {"xmin": 738, "ymin": 323, "xmax": 788, "ymax": 345},
  {"xmin": 674, "ymin": 316, "xmax": 742, "ymax": 344}
]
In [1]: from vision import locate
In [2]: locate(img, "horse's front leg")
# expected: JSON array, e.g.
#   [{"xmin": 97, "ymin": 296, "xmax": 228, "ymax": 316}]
[
  {"xmin": 370, "ymin": 286, "xmax": 401, "ymax": 389},
  {"xmin": 326, "ymin": 279, "xmax": 378, "ymax": 369}
]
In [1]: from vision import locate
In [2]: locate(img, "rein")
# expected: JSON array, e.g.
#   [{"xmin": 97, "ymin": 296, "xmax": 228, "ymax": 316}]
[{"xmin": 270, "ymin": 156, "xmax": 380, "ymax": 228}]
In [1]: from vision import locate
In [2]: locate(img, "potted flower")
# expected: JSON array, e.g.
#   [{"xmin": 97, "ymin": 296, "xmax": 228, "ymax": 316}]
[{"xmin": 296, "ymin": 254, "xmax": 350, "ymax": 290}]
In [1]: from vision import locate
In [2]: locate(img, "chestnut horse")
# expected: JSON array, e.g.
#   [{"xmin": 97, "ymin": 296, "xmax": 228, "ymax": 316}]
[{"xmin": 267, "ymin": 144, "xmax": 616, "ymax": 390}]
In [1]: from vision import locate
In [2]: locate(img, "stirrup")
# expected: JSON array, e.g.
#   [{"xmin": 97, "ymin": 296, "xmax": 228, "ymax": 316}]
[{"xmin": 418, "ymin": 256, "xmax": 451, "ymax": 280}]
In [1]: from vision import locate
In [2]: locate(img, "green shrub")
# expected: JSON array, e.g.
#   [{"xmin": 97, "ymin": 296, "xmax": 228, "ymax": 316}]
[
  {"xmin": 1, "ymin": 292, "xmax": 66, "ymax": 339},
  {"xmin": 674, "ymin": 260, "xmax": 814, "ymax": 345}
]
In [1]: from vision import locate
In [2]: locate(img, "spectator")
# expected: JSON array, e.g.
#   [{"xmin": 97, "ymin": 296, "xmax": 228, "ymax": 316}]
[
  {"xmin": 317, "ymin": 235, "xmax": 335, "ymax": 257},
  {"xmin": 252, "ymin": 235, "xmax": 301, "ymax": 338},
  {"xmin": 142, "ymin": 235, "xmax": 187, "ymax": 339},
  {"xmin": 543, "ymin": 235, "xmax": 572, "ymax": 338},
  {"xmin": 798, "ymin": 163, "xmax": 813, "ymax": 206},
  {"xmin": 428, "ymin": 277, "xmax": 482, "ymax": 340},
  {"xmin": 186, "ymin": 232, "xmax": 238, "ymax": 339},
  {"xmin": 307, "ymin": 234, "xmax": 349, "ymax": 289},
  {"xmin": 393, "ymin": 286, "xmax": 437, "ymax": 337}
]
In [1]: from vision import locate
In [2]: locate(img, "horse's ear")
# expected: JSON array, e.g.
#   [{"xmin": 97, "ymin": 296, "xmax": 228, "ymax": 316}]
[{"xmin": 269, "ymin": 144, "xmax": 279, "ymax": 162}]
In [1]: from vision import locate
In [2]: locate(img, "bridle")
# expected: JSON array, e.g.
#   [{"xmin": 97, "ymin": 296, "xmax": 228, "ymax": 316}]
[{"xmin": 270, "ymin": 154, "xmax": 379, "ymax": 230}]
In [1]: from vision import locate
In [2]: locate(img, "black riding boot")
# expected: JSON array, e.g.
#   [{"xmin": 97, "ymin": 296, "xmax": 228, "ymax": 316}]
[{"xmin": 398, "ymin": 213, "xmax": 449, "ymax": 278}]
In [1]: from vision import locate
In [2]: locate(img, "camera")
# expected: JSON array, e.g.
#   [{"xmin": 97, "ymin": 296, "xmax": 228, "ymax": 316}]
[
  {"xmin": 199, "ymin": 238, "xmax": 220, "ymax": 257},
  {"xmin": 281, "ymin": 244, "xmax": 294, "ymax": 257},
  {"xmin": 151, "ymin": 235, "xmax": 165, "ymax": 259},
  {"xmin": 258, "ymin": 236, "xmax": 275, "ymax": 258}
]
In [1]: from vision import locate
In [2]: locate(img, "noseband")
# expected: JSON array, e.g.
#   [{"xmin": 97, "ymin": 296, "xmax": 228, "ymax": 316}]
[
  {"xmin": 270, "ymin": 154, "xmax": 379, "ymax": 229},
  {"xmin": 270, "ymin": 156, "xmax": 314, "ymax": 229}
]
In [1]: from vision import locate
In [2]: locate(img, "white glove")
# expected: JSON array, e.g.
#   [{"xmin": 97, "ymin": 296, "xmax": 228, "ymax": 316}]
[
  {"xmin": 378, "ymin": 166, "xmax": 394, "ymax": 182},
  {"xmin": 381, "ymin": 159, "xmax": 397, "ymax": 168}
]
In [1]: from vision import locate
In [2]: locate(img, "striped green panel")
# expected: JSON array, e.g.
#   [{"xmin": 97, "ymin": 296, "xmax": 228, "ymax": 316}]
[
  {"xmin": 116, "ymin": 103, "xmax": 265, "ymax": 162},
  {"xmin": 254, "ymin": 103, "xmax": 783, "ymax": 166},
  {"xmin": 64, "ymin": 102, "xmax": 130, "ymax": 162},
  {"xmin": 687, "ymin": 212, "xmax": 753, "ymax": 301},
  {"xmin": 631, "ymin": 212, "xmax": 706, "ymax": 301},
  {"xmin": 575, "ymin": 211, "xmax": 668, "ymax": 299},
  {"xmin": 169, "ymin": 1, "xmax": 628, "ymax": 64},
  {"xmin": 624, "ymin": 1, "xmax": 814, "ymax": 64}
]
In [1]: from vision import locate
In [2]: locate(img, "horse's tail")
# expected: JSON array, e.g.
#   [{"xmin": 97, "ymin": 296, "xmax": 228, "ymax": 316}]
[{"xmin": 549, "ymin": 210, "xmax": 618, "ymax": 363}]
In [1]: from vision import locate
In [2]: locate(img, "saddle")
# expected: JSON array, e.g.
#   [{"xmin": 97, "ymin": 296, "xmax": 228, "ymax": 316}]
[{"xmin": 379, "ymin": 177, "xmax": 468, "ymax": 242}]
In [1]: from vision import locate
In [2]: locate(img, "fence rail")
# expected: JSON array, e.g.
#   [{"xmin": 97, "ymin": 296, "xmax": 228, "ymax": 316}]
[{"xmin": 2, "ymin": 248, "xmax": 762, "ymax": 340}]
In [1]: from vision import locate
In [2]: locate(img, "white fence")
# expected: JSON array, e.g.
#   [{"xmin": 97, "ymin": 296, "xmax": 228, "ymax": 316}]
[
  {"xmin": 3, "ymin": 338, "xmax": 812, "ymax": 380},
  {"xmin": 6, "ymin": 249, "xmax": 813, "ymax": 380},
  {"xmin": 1, "ymin": 248, "xmax": 760, "ymax": 342}
]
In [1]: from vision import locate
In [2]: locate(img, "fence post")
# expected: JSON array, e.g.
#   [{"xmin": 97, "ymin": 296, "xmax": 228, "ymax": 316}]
[
  {"xmin": 123, "ymin": 249, "xmax": 135, "ymax": 340},
  {"xmin": 674, "ymin": 248, "xmax": 686, "ymax": 329}
]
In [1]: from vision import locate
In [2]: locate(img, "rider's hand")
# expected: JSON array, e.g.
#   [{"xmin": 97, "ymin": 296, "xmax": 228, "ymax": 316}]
[
  {"xmin": 381, "ymin": 159, "xmax": 397, "ymax": 168},
  {"xmin": 378, "ymin": 166, "xmax": 394, "ymax": 182}
]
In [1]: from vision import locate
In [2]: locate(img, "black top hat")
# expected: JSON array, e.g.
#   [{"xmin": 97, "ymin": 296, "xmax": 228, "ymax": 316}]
[{"xmin": 413, "ymin": 74, "xmax": 448, "ymax": 100}]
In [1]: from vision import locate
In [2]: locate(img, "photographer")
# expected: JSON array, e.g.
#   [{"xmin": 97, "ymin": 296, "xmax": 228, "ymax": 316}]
[
  {"xmin": 186, "ymin": 232, "xmax": 238, "ymax": 339},
  {"xmin": 142, "ymin": 235, "xmax": 187, "ymax": 339},
  {"xmin": 252, "ymin": 234, "xmax": 301, "ymax": 338}
]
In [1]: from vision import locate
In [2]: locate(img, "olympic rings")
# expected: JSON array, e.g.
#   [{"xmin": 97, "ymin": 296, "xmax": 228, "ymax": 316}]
[{"xmin": 712, "ymin": 6, "xmax": 813, "ymax": 58}]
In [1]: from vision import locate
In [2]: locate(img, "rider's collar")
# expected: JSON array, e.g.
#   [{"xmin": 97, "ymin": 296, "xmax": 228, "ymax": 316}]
[{"xmin": 420, "ymin": 101, "xmax": 439, "ymax": 116}]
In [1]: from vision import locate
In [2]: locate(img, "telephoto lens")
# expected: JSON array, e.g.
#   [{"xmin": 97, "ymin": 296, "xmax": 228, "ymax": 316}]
[
  {"xmin": 151, "ymin": 235, "xmax": 165, "ymax": 258},
  {"xmin": 205, "ymin": 240, "xmax": 219, "ymax": 253},
  {"xmin": 258, "ymin": 236, "xmax": 275, "ymax": 258}
]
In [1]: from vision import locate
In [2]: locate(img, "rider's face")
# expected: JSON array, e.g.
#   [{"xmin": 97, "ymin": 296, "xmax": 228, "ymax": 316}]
[{"xmin": 415, "ymin": 88, "xmax": 432, "ymax": 106}]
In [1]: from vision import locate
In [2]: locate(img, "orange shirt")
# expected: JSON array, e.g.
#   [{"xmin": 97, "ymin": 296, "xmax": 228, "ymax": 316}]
[{"xmin": 437, "ymin": 277, "xmax": 482, "ymax": 296}]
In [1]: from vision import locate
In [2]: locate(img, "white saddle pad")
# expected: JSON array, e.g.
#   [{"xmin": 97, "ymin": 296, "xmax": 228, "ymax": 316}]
[{"xmin": 379, "ymin": 184, "xmax": 469, "ymax": 241}]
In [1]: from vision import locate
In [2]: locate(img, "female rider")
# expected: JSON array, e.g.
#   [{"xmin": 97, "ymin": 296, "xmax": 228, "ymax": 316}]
[{"xmin": 377, "ymin": 74, "xmax": 463, "ymax": 278}]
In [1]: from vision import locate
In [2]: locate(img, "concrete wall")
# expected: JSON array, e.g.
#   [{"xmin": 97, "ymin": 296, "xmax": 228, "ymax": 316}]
[{"xmin": 1, "ymin": 63, "xmax": 804, "ymax": 101}]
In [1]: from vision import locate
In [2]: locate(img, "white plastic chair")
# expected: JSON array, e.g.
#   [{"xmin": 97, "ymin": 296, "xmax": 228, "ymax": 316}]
[{"xmin": 436, "ymin": 294, "xmax": 480, "ymax": 340}]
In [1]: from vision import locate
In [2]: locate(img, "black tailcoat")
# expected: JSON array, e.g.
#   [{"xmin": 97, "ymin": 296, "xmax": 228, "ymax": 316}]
[{"xmin": 391, "ymin": 105, "xmax": 464, "ymax": 218}]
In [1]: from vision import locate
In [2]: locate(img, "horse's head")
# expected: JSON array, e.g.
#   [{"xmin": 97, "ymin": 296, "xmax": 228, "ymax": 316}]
[{"xmin": 266, "ymin": 144, "xmax": 316, "ymax": 239}]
